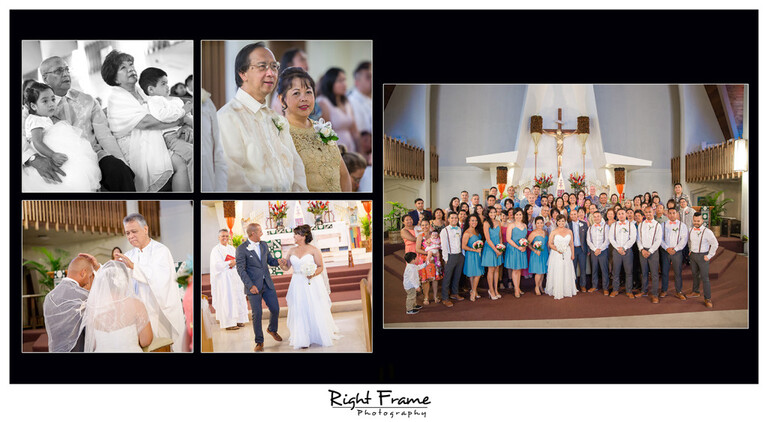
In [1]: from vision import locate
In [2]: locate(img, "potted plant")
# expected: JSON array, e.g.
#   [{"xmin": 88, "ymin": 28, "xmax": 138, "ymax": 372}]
[
  {"xmin": 384, "ymin": 201, "xmax": 409, "ymax": 243},
  {"xmin": 701, "ymin": 190, "xmax": 733, "ymax": 237},
  {"xmin": 22, "ymin": 247, "xmax": 70, "ymax": 293},
  {"xmin": 360, "ymin": 215, "xmax": 372, "ymax": 252}
]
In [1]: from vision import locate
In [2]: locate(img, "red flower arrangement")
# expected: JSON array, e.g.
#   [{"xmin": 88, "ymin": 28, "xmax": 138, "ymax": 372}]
[
  {"xmin": 568, "ymin": 173, "xmax": 586, "ymax": 191},
  {"xmin": 306, "ymin": 201, "xmax": 330, "ymax": 215},
  {"xmin": 268, "ymin": 201, "xmax": 288, "ymax": 220},
  {"xmin": 534, "ymin": 173, "xmax": 554, "ymax": 190}
]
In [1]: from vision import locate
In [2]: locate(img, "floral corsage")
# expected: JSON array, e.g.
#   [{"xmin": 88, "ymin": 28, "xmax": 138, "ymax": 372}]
[{"xmin": 313, "ymin": 118, "xmax": 339, "ymax": 145}]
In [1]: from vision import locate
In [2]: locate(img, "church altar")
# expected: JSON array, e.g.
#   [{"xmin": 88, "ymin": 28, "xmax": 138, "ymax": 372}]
[{"xmin": 263, "ymin": 220, "xmax": 352, "ymax": 253}]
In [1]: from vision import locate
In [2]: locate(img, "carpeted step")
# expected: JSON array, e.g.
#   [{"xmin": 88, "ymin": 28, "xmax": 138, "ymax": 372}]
[
  {"xmin": 384, "ymin": 254, "xmax": 406, "ymax": 279},
  {"xmin": 23, "ymin": 328, "xmax": 47, "ymax": 343},
  {"xmin": 33, "ymin": 333, "xmax": 48, "ymax": 352}
]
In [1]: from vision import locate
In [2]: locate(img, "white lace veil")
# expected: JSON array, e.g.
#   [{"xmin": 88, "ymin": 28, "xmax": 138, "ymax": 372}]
[
  {"xmin": 83, "ymin": 261, "xmax": 150, "ymax": 352},
  {"xmin": 43, "ymin": 280, "xmax": 89, "ymax": 352}
]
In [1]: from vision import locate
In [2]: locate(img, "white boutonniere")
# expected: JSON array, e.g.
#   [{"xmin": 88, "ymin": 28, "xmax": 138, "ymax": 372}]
[
  {"xmin": 622, "ymin": 227, "xmax": 628, "ymax": 233},
  {"xmin": 312, "ymin": 118, "xmax": 339, "ymax": 145},
  {"xmin": 272, "ymin": 115, "xmax": 287, "ymax": 133}
]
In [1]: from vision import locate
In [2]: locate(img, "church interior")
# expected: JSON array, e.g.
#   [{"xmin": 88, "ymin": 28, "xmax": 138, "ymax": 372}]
[
  {"xmin": 21, "ymin": 200, "xmax": 194, "ymax": 352},
  {"xmin": 200, "ymin": 200, "xmax": 373, "ymax": 352},
  {"xmin": 383, "ymin": 84, "xmax": 749, "ymax": 328}
]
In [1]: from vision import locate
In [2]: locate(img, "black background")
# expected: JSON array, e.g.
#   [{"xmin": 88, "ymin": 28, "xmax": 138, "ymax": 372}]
[{"xmin": 9, "ymin": 9, "xmax": 758, "ymax": 384}]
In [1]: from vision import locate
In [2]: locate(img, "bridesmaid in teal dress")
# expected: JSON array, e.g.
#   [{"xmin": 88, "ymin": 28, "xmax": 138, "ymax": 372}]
[
  {"xmin": 527, "ymin": 216, "xmax": 550, "ymax": 295},
  {"xmin": 480, "ymin": 207, "xmax": 503, "ymax": 300},
  {"xmin": 462, "ymin": 214, "xmax": 485, "ymax": 301},
  {"xmin": 505, "ymin": 207, "xmax": 528, "ymax": 298}
]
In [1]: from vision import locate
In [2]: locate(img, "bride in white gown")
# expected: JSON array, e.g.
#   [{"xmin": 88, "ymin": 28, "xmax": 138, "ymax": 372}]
[
  {"xmin": 545, "ymin": 214, "xmax": 579, "ymax": 300},
  {"xmin": 83, "ymin": 261, "xmax": 154, "ymax": 352},
  {"xmin": 280, "ymin": 224, "xmax": 340, "ymax": 349}
]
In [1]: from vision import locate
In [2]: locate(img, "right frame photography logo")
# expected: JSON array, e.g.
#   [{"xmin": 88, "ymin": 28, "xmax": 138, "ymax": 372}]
[{"xmin": 328, "ymin": 388, "xmax": 431, "ymax": 418}]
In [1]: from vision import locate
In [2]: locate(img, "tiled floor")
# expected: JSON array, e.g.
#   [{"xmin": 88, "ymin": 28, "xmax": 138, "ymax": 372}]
[{"xmin": 209, "ymin": 310, "xmax": 369, "ymax": 353}]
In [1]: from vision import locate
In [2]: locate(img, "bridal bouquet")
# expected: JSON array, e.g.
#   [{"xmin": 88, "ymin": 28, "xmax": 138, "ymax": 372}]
[
  {"xmin": 272, "ymin": 115, "xmax": 288, "ymax": 133},
  {"xmin": 495, "ymin": 243, "xmax": 506, "ymax": 253},
  {"xmin": 300, "ymin": 261, "xmax": 318, "ymax": 285},
  {"xmin": 472, "ymin": 240, "xmax": 484, "ymax": 250},
  {"xmin": 313, "ymin": 118, "xmax": 339, "ymax": 145}
]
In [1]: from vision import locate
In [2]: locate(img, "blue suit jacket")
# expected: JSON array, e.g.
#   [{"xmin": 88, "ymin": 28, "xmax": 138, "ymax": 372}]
[
  {"xmin": 236, "ymin": 240, "xmax": 279, "ymax": 294},
  {"xmin": 408, "ymin": 209, "xmax": 432, "ymax": 225}
]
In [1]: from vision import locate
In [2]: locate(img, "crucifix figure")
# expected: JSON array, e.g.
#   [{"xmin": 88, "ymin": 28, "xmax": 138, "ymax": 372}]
[{"xmin": 542, "ymin": 108, "xmax": 578, "ymax": 177}]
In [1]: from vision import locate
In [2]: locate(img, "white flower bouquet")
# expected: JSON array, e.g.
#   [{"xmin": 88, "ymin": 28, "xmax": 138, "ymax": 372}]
[
  {"xmin": 472, "ymin": 240, "xmax": 484, "ymax": 250},
  {"xmin": 313, "ymin": 118, "xmax": 339, "ymax": 145},
  {"xmin": 518, "ymin": 238, "xmax": 528, "ymax": 248},
  {"xmin": 533, "ymin": 240, "xmax": 543, "ymax": 251},
  {"xmin": 300, "ymin": 261, "xmax": 317, "ymax": 285},
  {"xmin": 495, "ymin": 243, "xmax": 506, "ymax": 253}
]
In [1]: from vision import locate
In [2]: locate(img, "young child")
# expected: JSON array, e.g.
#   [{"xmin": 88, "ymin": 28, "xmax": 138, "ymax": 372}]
[
  {"xmin": 138, "ymin": 67, "xmax": 193, "ymax": 191},
  {"xmin": 424, "ymin": 230, "xmax": 442, "ymax": 264},
  {"xmin": 22, "ymin": 82, "xmax": 101, "ymax": 192},
  {"xmin": 403, "ymin": 252, "xmax": 426, "ymax": 314}
]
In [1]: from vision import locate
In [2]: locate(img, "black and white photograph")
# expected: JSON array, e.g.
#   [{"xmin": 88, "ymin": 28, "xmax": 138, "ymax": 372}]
[
  {"xmin": 201, "ymin": 40, "xmax": 372, "ymax": 192},
  {"xmin": 21, "ymin": 40, "xmax": 194, "ymax": 192}
]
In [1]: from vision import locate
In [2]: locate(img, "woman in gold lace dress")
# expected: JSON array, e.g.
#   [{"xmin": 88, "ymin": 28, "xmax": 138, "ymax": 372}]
[{"xmin": 277, "ymin": 67, "xmax": 352, "ymax": 192}]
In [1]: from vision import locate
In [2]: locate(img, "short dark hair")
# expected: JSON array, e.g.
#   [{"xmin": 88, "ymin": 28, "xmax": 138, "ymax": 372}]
[
  {"xmin": 666, "ymin": 199, "xmax": 677, "ymax": 208},
  {"xmin": 404, "ymin": 252, "xmax": 417, "ymax": 263},
  {"xmin": 401, "ymin": 214, "xmax": 412, "ymax": 223},
  {"xmin": 319, "ymin": 67, "xmax": 347, "ymax": 107},
  {"xmin": 446, "ymin": 211, "xmax": 458, "ymax": 219},
  {"xmin": 276, "ymin": 66, "xmax": 316, "ymax": 111},
  {"xmin": 461, "ymin": 190, "xmax": 468, "ymax": 194},
  {"xmin": 414, "ymin": 198, "xmax": 424, "ymax": 203},
  {"xmin": 101, "ymin": 50, "xmax": 134, "ymax": 87},
  {"xmin": 354, "ymin": 61, "xmax": 371, "ymax": 77},
  {"xmin": 280, "ymin": 48, "xmax": 305, "ymax": 70},
  {"xmin": 24, "ymin": 82, "xmax": 53, "ymax": 115},
  {"xmin": 433, "ymin": 208, "xmax": 444, "ymax": 219},
  {"xmin": 22, "ymin": 79, "xmax": 36, "ymax": 103},
  {"xmin": 293, "ymin": 224, "xmax": 313, "ymax": 243},
  {"xmin": 138, "ymin": 67, "xmax": 167, "ymax": 95},
  {"xmin": 534, "ymin": 216, "xmax": 544, "ymax": 224},
  {"xmin": 489, "ymin": 186, "xmax": 497, "ymax": 191},
  {"xmin": 234, "ymin": 42, "xmax": 266, "ymax": 88},
  {"xmin": 674, "ymin": 182, "xmax": 682, "ymax": 188},
  {"xmin": 487, "ymin": 195, "xmax": 496, "ymax": 201},
  {"xmin": 693, "ymin": 212, "xmax": 702, "ymax": 218}
]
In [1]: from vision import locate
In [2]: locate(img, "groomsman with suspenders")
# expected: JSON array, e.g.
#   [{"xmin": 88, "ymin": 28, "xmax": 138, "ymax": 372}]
[
  {"xmin": 659, "ymin": 207, "xmax": 689, "ymax": 300},
  {"xmin": 636, "ymin": 207, "xmax": 663, "ymax": 303},
  {"xmin": 439, "ymin": 212, "xmax": 465, "ymax": 307},
  {"xmin": 586, "ymin": 211, "xmax": 610, "ymax": 294},
  {"xmin": 608, "ymin": 209, "xmax": 637, "ymax": 297},
  {"xmin": 688, "ymin": 212, "xmax": 719, "ymax": 308}
]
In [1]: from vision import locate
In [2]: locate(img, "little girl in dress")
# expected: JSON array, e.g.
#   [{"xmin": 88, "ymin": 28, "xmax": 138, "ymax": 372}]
[
  {"xmin": 424, "ymin": 230, "xmax": 442, "ymax": 264},
  {"xmin": 22, "ymin": 82, "xmax": 101, "ymax": 192}
]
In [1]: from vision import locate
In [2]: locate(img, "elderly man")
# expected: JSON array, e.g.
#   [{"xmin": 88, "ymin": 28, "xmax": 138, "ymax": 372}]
[
  {"xmin": 115, "ymin": 213, "xmax": 186, "ymax": 352},
  {"xmin": 217, "ymin": 42, "xmax": 308, "ymax": 192},
  {"xmin": 43, "ymin": 256, "xmax": 96, "ymax": 352},
  {"xmin": 209, "ymin": 229, "xmax": 248, "ymax": 330},
  {"xmin": 23, "ymin": 56, "xmax": 135, "ymax": 191}
]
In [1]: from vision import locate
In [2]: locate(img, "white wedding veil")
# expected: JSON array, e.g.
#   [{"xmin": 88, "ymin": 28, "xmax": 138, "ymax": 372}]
[{"xmin": 83, "ymin": 261, "xmax": 150, "ymax": 352}]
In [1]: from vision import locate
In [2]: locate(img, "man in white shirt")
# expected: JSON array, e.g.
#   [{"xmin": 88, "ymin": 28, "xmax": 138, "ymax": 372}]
[
  {"xmin": 636, "ymin": 207, "xmax": 663, "ymax": 303},
  {"xmin": 116, "ymin": 213, "xmax": 186, "ymax": 352},
  {"xmin": 586, "ymin": 211, "xmax": 611, "ymax": 294},
  {"xmin": 678, "ymin": 197, "xmax": 695, "ymax": 265},
  {"xmin": 609, "ymin": 209, "xmax": 637, "ymax": 298},
  {"xmin": 217, "ymin": 42, "xmax": 308, "ymax": 192},
  {"xmin": 439, "ymin": 212, "xmax": 465, "ymax": 307},
  {"xmin": 688, "ymin": 213, "xmax": 719, "ymax": 308},
  {"xmin": 660, "ymin": 207, "xmax": 689, "ymax": 300},
  {"xmin": 209, "ymin": 229, "xmax": 248, "ymax": 329},
  {"xmin": 569, "ymin": 209, "xmax": 589, "ymax": 292},
  {"xmin": 347, "ymin": 61, "xmax": 372, "ymax": 136}
]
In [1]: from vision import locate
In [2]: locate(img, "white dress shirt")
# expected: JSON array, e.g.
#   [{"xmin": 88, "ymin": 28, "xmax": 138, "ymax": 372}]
[
  {"xmin": 217, "ymin": 88, "xmax": 308, "ymax": 192},
  {"xmin": 688, "ymin": 226, "xmax": 719, "ymax": 260},
  {"xmin": 440, "ymin": 225, "xmax": 463, "ymax": 263},
  {"xmin": 636, "ymin": 219, "xmax": 662, "ymax": 254},
  {"xmin": 660, "ymin": 220, "xmax": 689, "ymax": 252},
  {"xmin": 609, "ymin": 220, "xmax": 637, "ymax": 250},
  {"xmin": 571, "ymin": 220, "xmax": 583, "ymax": 247},
  {"xmin": 586, "ymin": 221, "xmax": 610, "ymax": 251},
  {"xmin": 403, "ymin": 262, "xmax": 427, "ymax": 290}
]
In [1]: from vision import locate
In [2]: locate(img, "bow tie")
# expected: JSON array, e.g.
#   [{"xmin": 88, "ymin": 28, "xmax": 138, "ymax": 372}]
[
  {"xmin": 669, "ymin": 221, "xmax": 677, "ymax": 225},
  {"xmin": 619, "ymin": 222, "xmax": 627, "ymax": 225},
  {"xmin": 694, "ymin": 228, "xmax": 701, "ymax": 231}
]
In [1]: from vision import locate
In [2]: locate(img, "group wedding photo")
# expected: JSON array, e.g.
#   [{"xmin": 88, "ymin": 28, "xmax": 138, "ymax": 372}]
[
  {"xmin": 21, "ymin": 201, "xmax": 195, "ymax": 353},
  {"xmin": 383, "ymin": 84, "xmax": 749, "ymax": 329},
  {"xmin": 200, "ymin": 200, "xmax": 372, "ymax": 352},
  {"xmin": 200, "ymin": 40, "xmax": 372, "ymax": 192},
  {"xmin": 20, "ymin": 40, "xmax": 195, "ymax": 192}
]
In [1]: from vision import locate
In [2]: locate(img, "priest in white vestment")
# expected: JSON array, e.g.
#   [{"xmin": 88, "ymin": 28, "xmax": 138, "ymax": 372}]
[
  {"xmin": 116, "ymin": 213, "xmax": 186, "ymax": 352},
  {"xmin": 217, "ymin": 42, "xmax": 308, "ymax": 192},
  {"xmin": 209, "ymin": 229, "xmax": 249, "ymax": 329}
]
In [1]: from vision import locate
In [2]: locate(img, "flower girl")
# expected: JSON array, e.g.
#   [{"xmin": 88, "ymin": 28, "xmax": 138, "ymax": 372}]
[{"xmin": 22, "ymin": 82, "xmax": 101, "ymax": 192}]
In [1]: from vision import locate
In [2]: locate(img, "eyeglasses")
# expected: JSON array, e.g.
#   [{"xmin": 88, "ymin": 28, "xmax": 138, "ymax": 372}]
[
  {"xmin": 43, "ymin": 66, "xmax": 70, "ymax": 76},
  {"xmin": 249, "ymin": 62, "xmax": 280, "ymax": 73}
]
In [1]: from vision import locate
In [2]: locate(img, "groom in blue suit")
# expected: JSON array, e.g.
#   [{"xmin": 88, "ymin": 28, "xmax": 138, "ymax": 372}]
[
  {"xmin": 569, "ymin": 209, "xmax": 589, "ymax": 291},
  {"xmin": 237, "ymin": 223, "xmax": 284, "ymax": 352}
]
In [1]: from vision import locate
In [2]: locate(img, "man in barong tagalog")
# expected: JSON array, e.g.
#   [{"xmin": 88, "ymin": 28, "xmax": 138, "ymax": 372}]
[
  {"xmin": 216, "ymin": 42, "xmax": 308, "ymax": 192},
  {"xmin": 114, "ymin": 213, "xmax": 186, "ymax": 352},
  {"xmin": 209, "ymin": 229, "xmax": 249, "ymax": 330},
  {"xmin": 42, "ymin": 255, "xmax": 96, "ymax": 352}
]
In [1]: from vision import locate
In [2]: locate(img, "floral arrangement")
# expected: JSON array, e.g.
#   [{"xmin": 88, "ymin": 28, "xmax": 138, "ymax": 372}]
[
  {"xmin": 313, "ymin": 118, "xmax": 339, "ymax": 145},
  {"xmin": 495, "ymin": 243, "xmax": 506, "ymax": 253},
  {"xmin": 533, "ymin": 240, "xmax": 543, "ymax": 251},
  {"xmin": 272, "ymin": 115, "xmax": 287, "ymax": 133},
  {"xmin": 472, "ymin": 240, "xmax": 484, "ymax": 250},
  {"xmin": 268, "ymin": 201, "xmax": 288, "ymax": 220},
  {"xmin": 230, "ymin": 234, "xmax": 245, "ymax": 248},
  {"xmin": 534, "ymin": 173, "xmax": 554, "ymax": 190},
  {"xmin": 519, "ymin": 238, "xmax": 528, "ymax": 248},
  {"xmin": 568, "ymin": 172, "xmax": 586, "ymax": 191},
  {"xmin": 300, "ymin": 261, "xmax": 317, "ymax": 284},
  {"xmin": 306, "ymin": 200, "xmax": 330, "ymax": 215}
]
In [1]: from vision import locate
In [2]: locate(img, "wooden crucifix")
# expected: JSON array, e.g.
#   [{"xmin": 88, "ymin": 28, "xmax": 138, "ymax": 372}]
[{"xmin": 541, "ymin": 108, "xmax": 578, "ymax": 177}]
